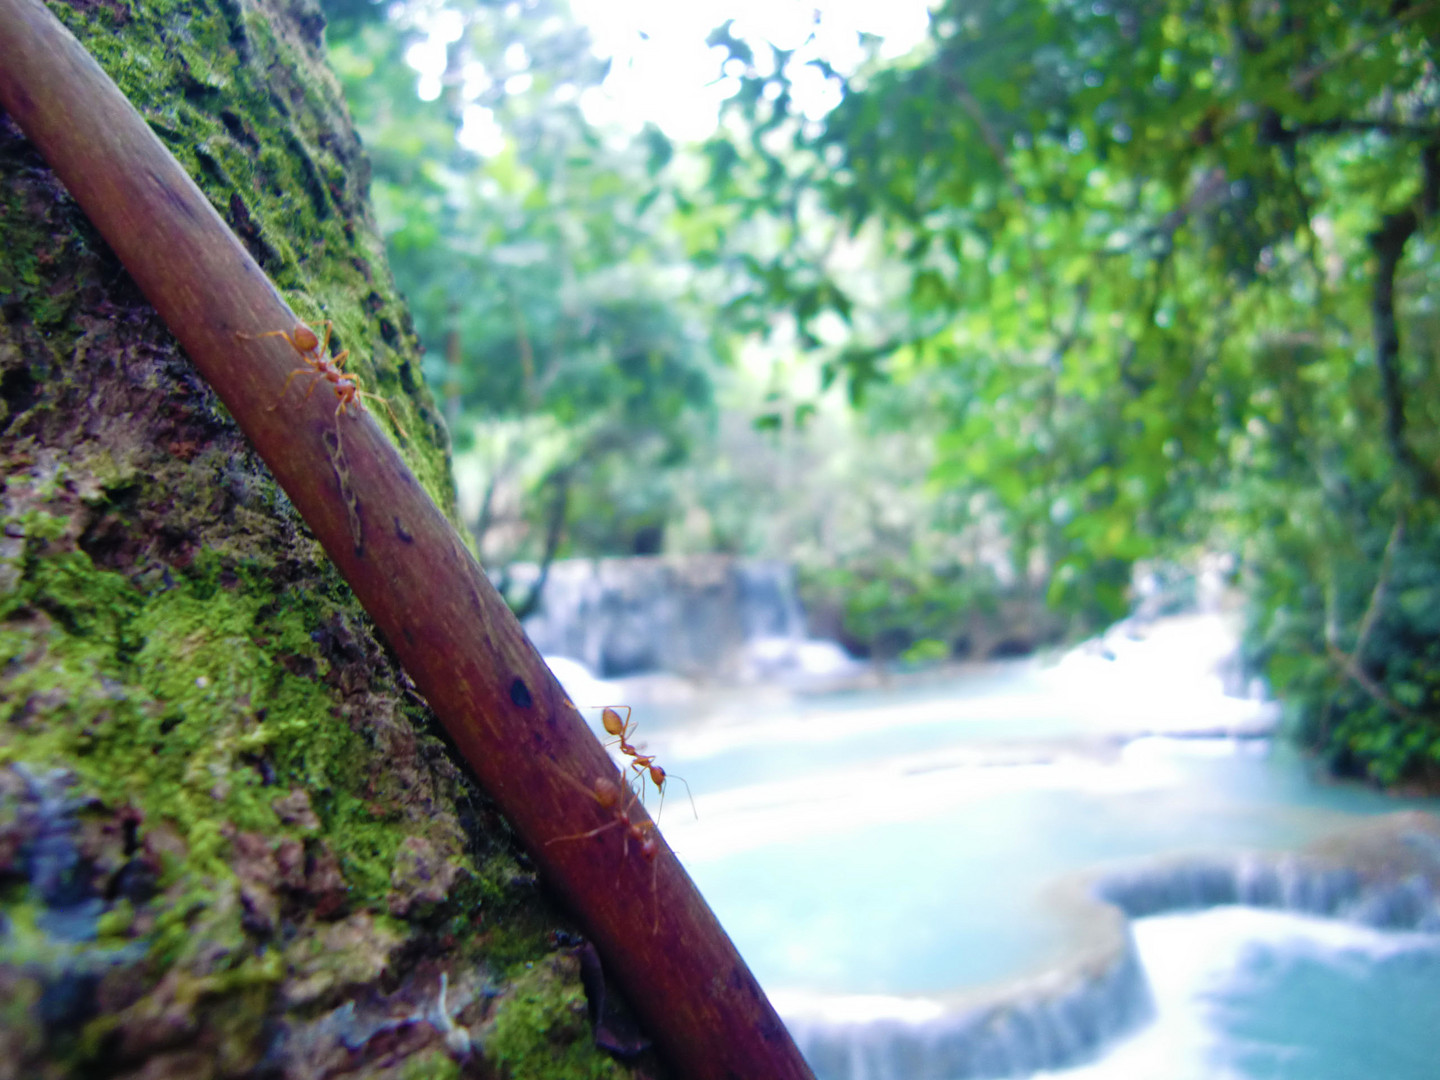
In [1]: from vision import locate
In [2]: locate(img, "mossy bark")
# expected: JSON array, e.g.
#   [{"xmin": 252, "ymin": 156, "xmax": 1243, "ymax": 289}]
[{"xmin": 0, "ymin": 1, "xmax": 649, "ymax": 1077}]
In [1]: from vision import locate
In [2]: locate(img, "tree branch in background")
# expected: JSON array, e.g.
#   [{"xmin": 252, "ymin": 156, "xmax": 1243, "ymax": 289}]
[
  {"xmin": 1324, "ymin": 513, "xmax": 1418, "ymax": 722},
  {"xmin": 1289, "ymin": 1, "xmax": 1439, "ymax": 94},
  {"xmin": 1326, "ymin": 639, "xmax": 1422, "ymax": 723},
  {"xmin": 510, "ymin": 288, "xmax": 540, "ymax": 408},
  {"xmin": 1354, "ymin": 512, "xmax": 1405, "ymax": 656},
  {"xmin": 509, "ymin": 464, "xmax": 571, "ymax": 622}
]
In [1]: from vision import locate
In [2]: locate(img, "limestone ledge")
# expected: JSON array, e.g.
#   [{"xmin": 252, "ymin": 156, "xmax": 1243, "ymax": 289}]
[{"xmin": 786, "ymin": 810, "xmax": 1440, "ymax": 1080}]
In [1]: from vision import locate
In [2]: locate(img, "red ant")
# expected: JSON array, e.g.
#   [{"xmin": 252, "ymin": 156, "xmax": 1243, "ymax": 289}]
[
  {"xmin": 599, "ymin": 706, "xmax": 695, "ymax": 821},
  {"xmin": 545, "ymin": 776, "xmax": 657, "ymax": 861},
  {"xmin": 547, "ymin": 774, "xmax": 663, "ymax": 930},
  {"xmin": 238, "ymin": 320, "xmax": 406, "ymax": 436}
]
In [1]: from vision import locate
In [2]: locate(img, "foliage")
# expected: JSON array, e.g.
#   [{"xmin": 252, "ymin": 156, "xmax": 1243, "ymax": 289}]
[
  {"xmin": 320, "ymin": 0, "xmax": 1440, "ymax": 784},
  {"xmin": 1247, "ymin": 501, "xmax": 1440, "ymax": 787},
  {"xmin": 324, "ymin": 0, "xmax": 720, "ymax": 567},
  {"xmin": 801, "ymin": 559, "xmax": 1004, "ymax": 660},
  {"xmin": 695, "ymin": 1, "xmax": 1440, "ymax": 782}
]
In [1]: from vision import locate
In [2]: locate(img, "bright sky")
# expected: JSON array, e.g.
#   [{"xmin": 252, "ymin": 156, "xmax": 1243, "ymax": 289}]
[
  {"xmin": 405, "ymin": 1, "xmax": 935, "ymax": 153},
  {"xmin": 567, "ymin": 0, "xmax": 934, "ymax": 141}
]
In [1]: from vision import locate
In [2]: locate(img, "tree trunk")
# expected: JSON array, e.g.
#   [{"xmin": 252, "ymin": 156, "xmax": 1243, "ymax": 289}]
[{"xmin": 0, "ymin": 1, "xmax": 651, "ymax": 1077}]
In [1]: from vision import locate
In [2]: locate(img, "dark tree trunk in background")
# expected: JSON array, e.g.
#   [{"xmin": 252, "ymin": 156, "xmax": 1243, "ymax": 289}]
[{"xmin": 1369, "ymin": 140, "xmax": 1440, "ymax": 504}]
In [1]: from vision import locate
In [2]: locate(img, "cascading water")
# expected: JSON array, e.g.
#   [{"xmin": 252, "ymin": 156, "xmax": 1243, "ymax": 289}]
[
  {"xmin": 512, "ymin": 554, "xmax": 857, "ymax": 681},
  {"xmin": 735, "ymin": 560, "xmax": 807, "ymax": 640},
  {"xmin": 542, "ymin": 610, "xmax": 1440, "ymax": 1080}
]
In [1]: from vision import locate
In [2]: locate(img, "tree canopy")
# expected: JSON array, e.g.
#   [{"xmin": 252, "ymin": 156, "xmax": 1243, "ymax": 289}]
[
  {"xmin": 691, "ymin": 0, "xmax": 1440, "ymax": 784},
  {"xmin": 326, "ymin": 0, "xmax": 719, "ymax": 586},
  {"xmin": 326, "ymin": 0, "xmax": 1440, "ymax": 786}
]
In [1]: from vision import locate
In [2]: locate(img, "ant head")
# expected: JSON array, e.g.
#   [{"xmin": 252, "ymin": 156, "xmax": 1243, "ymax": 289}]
[
  {"xmin": 648, "ymin": 764, "xmax": 666, "ymax": 786},
  {"xmin": 640, "ymin": 834, "xmax": 658, "ymax": 861}
]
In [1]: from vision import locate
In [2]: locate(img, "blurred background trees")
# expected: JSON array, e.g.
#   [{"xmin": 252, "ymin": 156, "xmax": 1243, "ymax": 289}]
[
  {"xmin": 320, "ymin": 0, "xmax": 1440, "ymax": 786},
  {"xmin": 325, "ymin": 0, "xmax": 719, "ymax": 616}
]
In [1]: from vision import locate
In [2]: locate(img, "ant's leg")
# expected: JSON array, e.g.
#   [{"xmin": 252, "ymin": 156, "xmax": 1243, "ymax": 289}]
[
  {"xmin": 358, "ymin": 390, "xmax": 407, "ymax": 437},
  {"xmin": 238, "ymin": 329, "xmax": 299, "ymax": 349},
  {"xmin": 544, "ymin": 818, "xmax": 623, "ymax": 847},
  {"xmin": 618, "ymin": 710, "xmax": 638, "ymax": 748},
  {"xmin": 650, "ymin": 846, "xmax": 661, "ymax": 934},
  {"xmin": 268, "ymin": 365, "xmax": 310, "ymax": 410}
]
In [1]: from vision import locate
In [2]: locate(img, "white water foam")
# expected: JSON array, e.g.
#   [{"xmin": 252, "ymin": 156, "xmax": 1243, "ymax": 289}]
[
  {"xmin": 660, "ymin": 613, "xmax": 1274, "ymax": 764},
  {"xmin": 657, "ymin": 732, "xmax": 1278, "ymax": 864},
  {"xmin": 1041, "ymin": 907, "xmax": 1440, "ymax": 1080},
  {"xmin": 542, "ymin": 654, "xmax": 625, "ymax": 711}
]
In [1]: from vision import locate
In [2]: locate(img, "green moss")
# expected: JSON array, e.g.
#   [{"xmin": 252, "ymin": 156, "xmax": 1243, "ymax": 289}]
[
  {"xmin": 0, "ymin": 419, "xmax": 604, "ymax": 1077},
  {"xmin": 0, "ymin": 490, "xmax": 547, "ymax": 1067},
  {"xmin": 397, "ymin": 1051, "xmax": 462, "ymax": 1080},
  {"xmin": 1, "ymin": 517, "xmax": 399, "ymax": 896},
  {"xmin": 0, "ymin": 2, "xmax": 626, "ymax": 1074},
  {"xmin": 41, "ymin": 0, "xmax": 461, "ymax": 525},
  {"xmin": 486, "ymin": 959, "xmax": 622, "ymax": 1080}
]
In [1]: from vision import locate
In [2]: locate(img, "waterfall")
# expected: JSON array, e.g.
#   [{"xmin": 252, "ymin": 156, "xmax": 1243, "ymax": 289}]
[
  {"xmin": 509, "ymin": 555, "xmax": 855, "ymax": 681},
  {"xmin": 783, "ymin": 812, "xmax": 1440, "ymax": 1080},
  {"xmin": 785, "ymin": 942, "xmax": 1151, "ymax": 1080},
  {"xmin": 735, "ymin": 561, "xmax": 807, "ymax": 640}
]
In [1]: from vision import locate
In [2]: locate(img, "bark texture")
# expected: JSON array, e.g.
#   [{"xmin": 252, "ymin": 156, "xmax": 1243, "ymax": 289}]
[{"xmin": 0, "ymin": 1, "xmax": 659, "ymax": 1077}]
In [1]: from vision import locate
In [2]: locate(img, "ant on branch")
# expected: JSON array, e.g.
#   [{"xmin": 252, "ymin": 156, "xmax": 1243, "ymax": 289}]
[
  {"xmin": 599, "ymin": 706, "xmax": 695, "ymax": 821},
  {"xmin": 546, "ymin": 773, "xmax": 664, "ymax": 931},
  {"xmin": 237, "ymin": 320, "xmax": 406, "ymax": 436},
  {"xmin": 546, "ymin": 776, "xmax": 658, "ymax": 862}
]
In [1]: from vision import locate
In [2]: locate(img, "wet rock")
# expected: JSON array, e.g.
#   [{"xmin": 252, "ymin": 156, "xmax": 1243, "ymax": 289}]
[{"xmin": 788, "ymin": 811, "xmax": 1440, "ymax": 1080}]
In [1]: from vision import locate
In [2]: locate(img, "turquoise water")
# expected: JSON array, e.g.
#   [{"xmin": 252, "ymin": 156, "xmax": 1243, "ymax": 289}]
[
  {"xmin": 1213, "ymin": 930, "xmax": 1440, "ymax": 1079},
  {"xmin": 559, "ymin": 615, "xmax": 1440, "ymax": 1075},
  {"xmin": 1051, "ymin": 909, "xmax": 1440, "ymax": 1080},
  {"xmin": 661, "ymin": 739, "xmax": 1436, "ymax": 995},
  {"xmin": 627, "ymin": 621, "xmax": 1438, "ymax": 996}
]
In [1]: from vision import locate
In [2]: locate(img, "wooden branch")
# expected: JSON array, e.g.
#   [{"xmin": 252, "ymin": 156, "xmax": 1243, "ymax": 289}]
[
  {"xmin": 1289, "ymin": 2, "xmax": 1439, "ymax": 94},
  {"xmin": 1352, "ymin": 512, "xmax": 1405, "ymax": 658},
  {"xmin": 0, "ymin": 2, "xmax": 813, "ymax": 1076},
  {"xmin": 1326, "ymin": 641, "xmax": 1421, "ymax": 723},
  {"xmin": 1323, "ymin": 516, "xmax": 1420, "ymax": 724}
]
